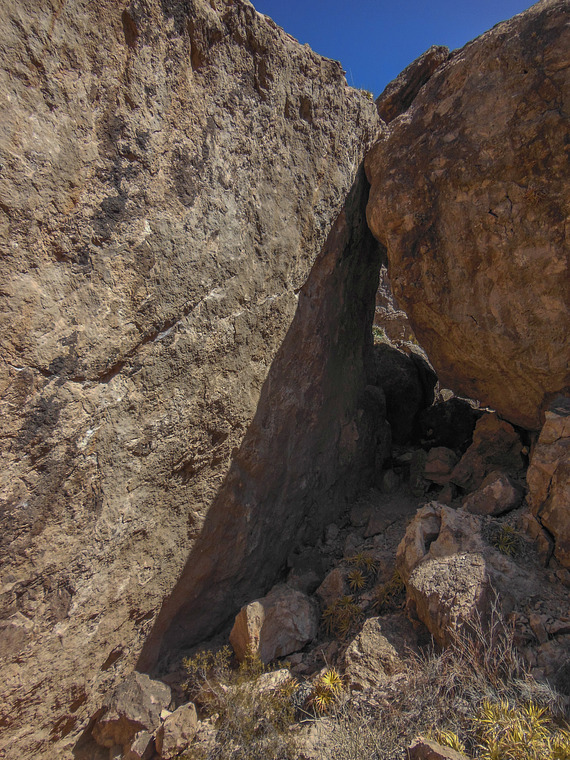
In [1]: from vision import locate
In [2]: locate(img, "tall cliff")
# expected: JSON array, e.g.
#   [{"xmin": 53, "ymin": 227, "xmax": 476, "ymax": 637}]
[{"xmin": 0, "ymin": 1, "xmax": 381, "ymax": 756}]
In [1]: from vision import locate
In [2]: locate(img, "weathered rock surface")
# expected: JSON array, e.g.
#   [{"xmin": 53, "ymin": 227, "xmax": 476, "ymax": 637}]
[
  {"xmin": 407, "ymin": 552, "xmax": 491, "ymax": 646},
  {"xmin": 0, "ymin": 1, "xmax": 381, "ymax": 757},
  {"xmin": 449, "ymin": 413, "xmax": 523, "ymax": 492},
  {"xmin": 408, "ymin": 737, "xmax": 470, "ymax": 760},
  {"xmin": 366, "ymin": 0, "xmax": 570, "ymax": 430},
  {"xmin": 527, "ymin": 397, "xmax": 570, "ymax": 569},
  {"xmin": 396, "ymin": 503, "xmax": 546, "ymax": 644},
  {"xmin": 229, "ymin": 584, "xmax": 319, "ymax": 663},
  {"xmin": 375, "ymin": 45, "xmax": 450, "ymax": 123},
  {"xmin": 155, "ymin": 702, "xmax": 198, "ymax": 760},
  {"xmin": 373, "ymin": 264, "xmax": 416, "ymax": 344},
  {"xmin": 341, "ymin": 616, "xmax": 407, "ymax": 690},
  {"xmin": 91, "ymin": 672, "xmax": 170, "ymax": 749},
  {"xmin": 463, "ymin": 471, "xmax": 523, "ymax": 516}
]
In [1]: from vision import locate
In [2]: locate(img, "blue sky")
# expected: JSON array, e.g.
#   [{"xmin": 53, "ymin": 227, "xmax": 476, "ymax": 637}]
[{"xmin": 253, "ymin": 0, "xmax": 535, "ymax": 95}]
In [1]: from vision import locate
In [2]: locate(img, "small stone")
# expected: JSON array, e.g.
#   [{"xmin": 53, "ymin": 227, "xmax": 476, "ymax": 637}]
[
  {"xmin": 123, "ymin": 731, "xmax": 154, "ymax": 760},
  {"xmin": 438, "ymin": 483, "xmax": 456, "ymax": 505},
  {"xmin": 156, "ymin": 703, "xmax": 197, "ymax": 758},
  {"xmin": 529, "ymin": 613, "xmax": 549, "ymax": 644}
]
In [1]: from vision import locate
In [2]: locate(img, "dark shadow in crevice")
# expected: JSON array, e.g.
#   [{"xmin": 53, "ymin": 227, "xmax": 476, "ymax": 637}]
[{"xmin": 136, "ymin": 165, "xmax": 385, "ymax": 673}]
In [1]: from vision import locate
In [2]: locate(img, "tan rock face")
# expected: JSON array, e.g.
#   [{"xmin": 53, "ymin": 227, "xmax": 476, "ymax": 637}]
[
  {"xmin": 366, "ymin": 0, "xmax": 570, "ymax": 430},
  {"xmin": 0, "ymin": 1, "xmax": 381, "ymax": 756},
  {"xmin": 527, "ymin": 397, "xmax": 570, "ymax": 569}
]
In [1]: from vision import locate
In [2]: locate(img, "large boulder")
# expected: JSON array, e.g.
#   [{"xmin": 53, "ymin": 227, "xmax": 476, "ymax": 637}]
[
  {"xmin": 366, "ymin": 0, "xmax": 570, "ymax": 430},
  {"xmin": 527, "ymin": 397, "xmax": 570, "ymax": 569},
  {"xmin": 0, "ymin": 1, "xmax": 381, "ymax": 757},
  {"xmin": 396, "ymin": 503, "xmax": 539, "ymax": 645},
  {"xmin": 229, "ymin": 584, "xmax": 319, "ymax": 663}
]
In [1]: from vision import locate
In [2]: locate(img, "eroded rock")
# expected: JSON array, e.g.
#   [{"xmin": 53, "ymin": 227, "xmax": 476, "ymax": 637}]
[
  {"xmin": 0, "ymin": 0, "xmax": 381, "ymax": 755},
  {"xmin": 527, "ymin": 397, "xmax": 570, "ymax": 569},
  {"xmin": 449, "ymin": 413, "xmax": 523, "ymax": 492},
  {"xmin": 229, "ymin": 585, "xmax": 319, "ymax": 663},
  {"xmin": 408, "ymin": 737, "xmax": 469, "ymax": 760},
  {"xmin": 463, "ymin": 471, "xmax": 523, "ymax": 516},
  {"xmin": 155, "ymin": 703, "xmax": 198, "ymax": 760},
  {"xmin": 366, "ymin": 0, "xmax": 570, "ymax": 430},
  {"xmin": 92, "ymin": 673, "xmax": 170, "ymax": 749},
  {"xmin": 375, "ymin": 45, "xmax": 450, "ymax": 123},
  {"xmin": 342, "ymin": 616, "xmax": 410, "ymax": 690}
]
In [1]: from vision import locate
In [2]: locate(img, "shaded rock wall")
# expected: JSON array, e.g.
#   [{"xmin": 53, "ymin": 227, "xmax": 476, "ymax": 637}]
[
  {"xmin": 366, "ymin": 0, "xmax": 570, "ymax": 430},
  {"xmin": 139, "ymin": 168, "xmax": 384, "ymax": 670},
  {"xmin": 0, "ymin": 0, "xmax": 380, "ymax": 756}
]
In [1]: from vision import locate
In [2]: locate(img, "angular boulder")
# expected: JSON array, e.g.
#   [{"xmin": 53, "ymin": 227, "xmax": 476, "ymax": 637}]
[
  {"xmin": 463, "ymin": 471, "xmax": 523, "ymax": 516},
  {"xmin": 407, "ymin": 552, "xmax": 491, "ymax": 646},
  {"xmin": 424, "ymin": 447, "xmax": 458, "ymax": 485},
  {"xmin": 408, "ymin": 737, "xmax": 470, "ymax": 760},
  {"xmin": 449, "ymin": 413, "xmax": 523, "ymax": 492},
  {"xmin": 342, "ymin": 616, "xmax": 411, "ymax": 690},
  {"xmin": 396, "ymin": 503, "xmax": 539, "ymax": 645},
  {"xmin": 229, "ymin": 584, "xmax": 319, "ymax": 663},
  {"xmin": 155, "ymin": 703, "xmax": 198, "ymax": 760},
  {"xmin": 527, "ymin": 397, "xmax": 570, "ymax": 569},
  {"xmin": 366, "ymin": 0, "xmax": 570, "ymax": 430},
  {"xmin": 92, "ymin": 673, "xmax": 170, "ymax": 749}
]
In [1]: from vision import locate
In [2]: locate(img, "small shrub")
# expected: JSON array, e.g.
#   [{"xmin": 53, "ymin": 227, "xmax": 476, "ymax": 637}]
[
  {"xmin": 309, "ymin": 669, "xmax": 344, "ymax": 715},
  {"xmin": 182, "ymin": 646, "xmax": 297, "ymax": 759},
  {"xmin": 485, "ymin": 523, "xmax": 523, "ymax": 557},
  {"xmin": 474, "ymin": 699, "xmax": 570, "ymax": 760},
  {"xmin": 347, "ymin": 569, "xmax": 366, "ymax": 591},
  {"xmin": 372, "ymin": 570, "xmax": 405, "ymax": 613},
  {"xmin": 322, "ymin": 596, "xmax": 363, "ymax": 638}
]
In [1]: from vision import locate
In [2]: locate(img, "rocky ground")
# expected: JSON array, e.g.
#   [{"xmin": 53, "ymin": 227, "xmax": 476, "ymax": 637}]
[{"xmin": 81, "ymin": 360, "xmax": 570, "ymax": 758}]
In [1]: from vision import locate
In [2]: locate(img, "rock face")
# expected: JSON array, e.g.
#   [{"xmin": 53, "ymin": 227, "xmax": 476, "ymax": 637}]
[
  {"xmin": 366, "ymin": 0, "xmax": 570, "ymax": 430},
  {"xmin": 527, "ymin": 397, "xmax": 570, "ymax": 569},
  {"xmin": 375, "ymin": 45, "xmax": 449, "ymax": 123},
  {"xmin": 0, "ymin": 1, "xmax": 381, "ymax": 757}
]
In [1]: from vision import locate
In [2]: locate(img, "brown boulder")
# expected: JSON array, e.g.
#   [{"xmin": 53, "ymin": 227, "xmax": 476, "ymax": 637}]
[
  {"xmin": 424, "ymin": 447, "xmax": 458, "ymax": 485},
  {"xmin": 229, "ymin": 585, "xmax": 319, "ymax": 663},
  {"xmin": 407, "ymin": 553, "xmax": 491, "ymax": 646},
  {"xmin": 155, "ymin": 702, "xmax": 198, "ymax": 759},
  {"xmin": 449, "ymin": 413, "xmax": 523, "ymax": 492},
  {"xmin": 408, "ymin": 737, "xmax": 469, "ymax": 760},
  {"xmin": 366, "ymin": 0, "xmax": 570, "ymax": 430},
  {"xmin": 342, "ymin": 617, "xmax": 403, "ymax": 690},
  {"xmin": 527, "ymin": 397, "xmax": 570, "ymax": 569},
  {"xmin": 463, "ymin": 471, "xmax": 523, "ymax": 516},
  {"xmin": 92, "ymin": 673, "xmax": 170, "ymax": 749}
]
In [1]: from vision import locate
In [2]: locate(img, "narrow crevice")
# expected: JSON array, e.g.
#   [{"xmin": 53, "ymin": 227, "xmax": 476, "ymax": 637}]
[{"xmin": 137, "ymin": 165, "xmax": 385, "ymax": 672}]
